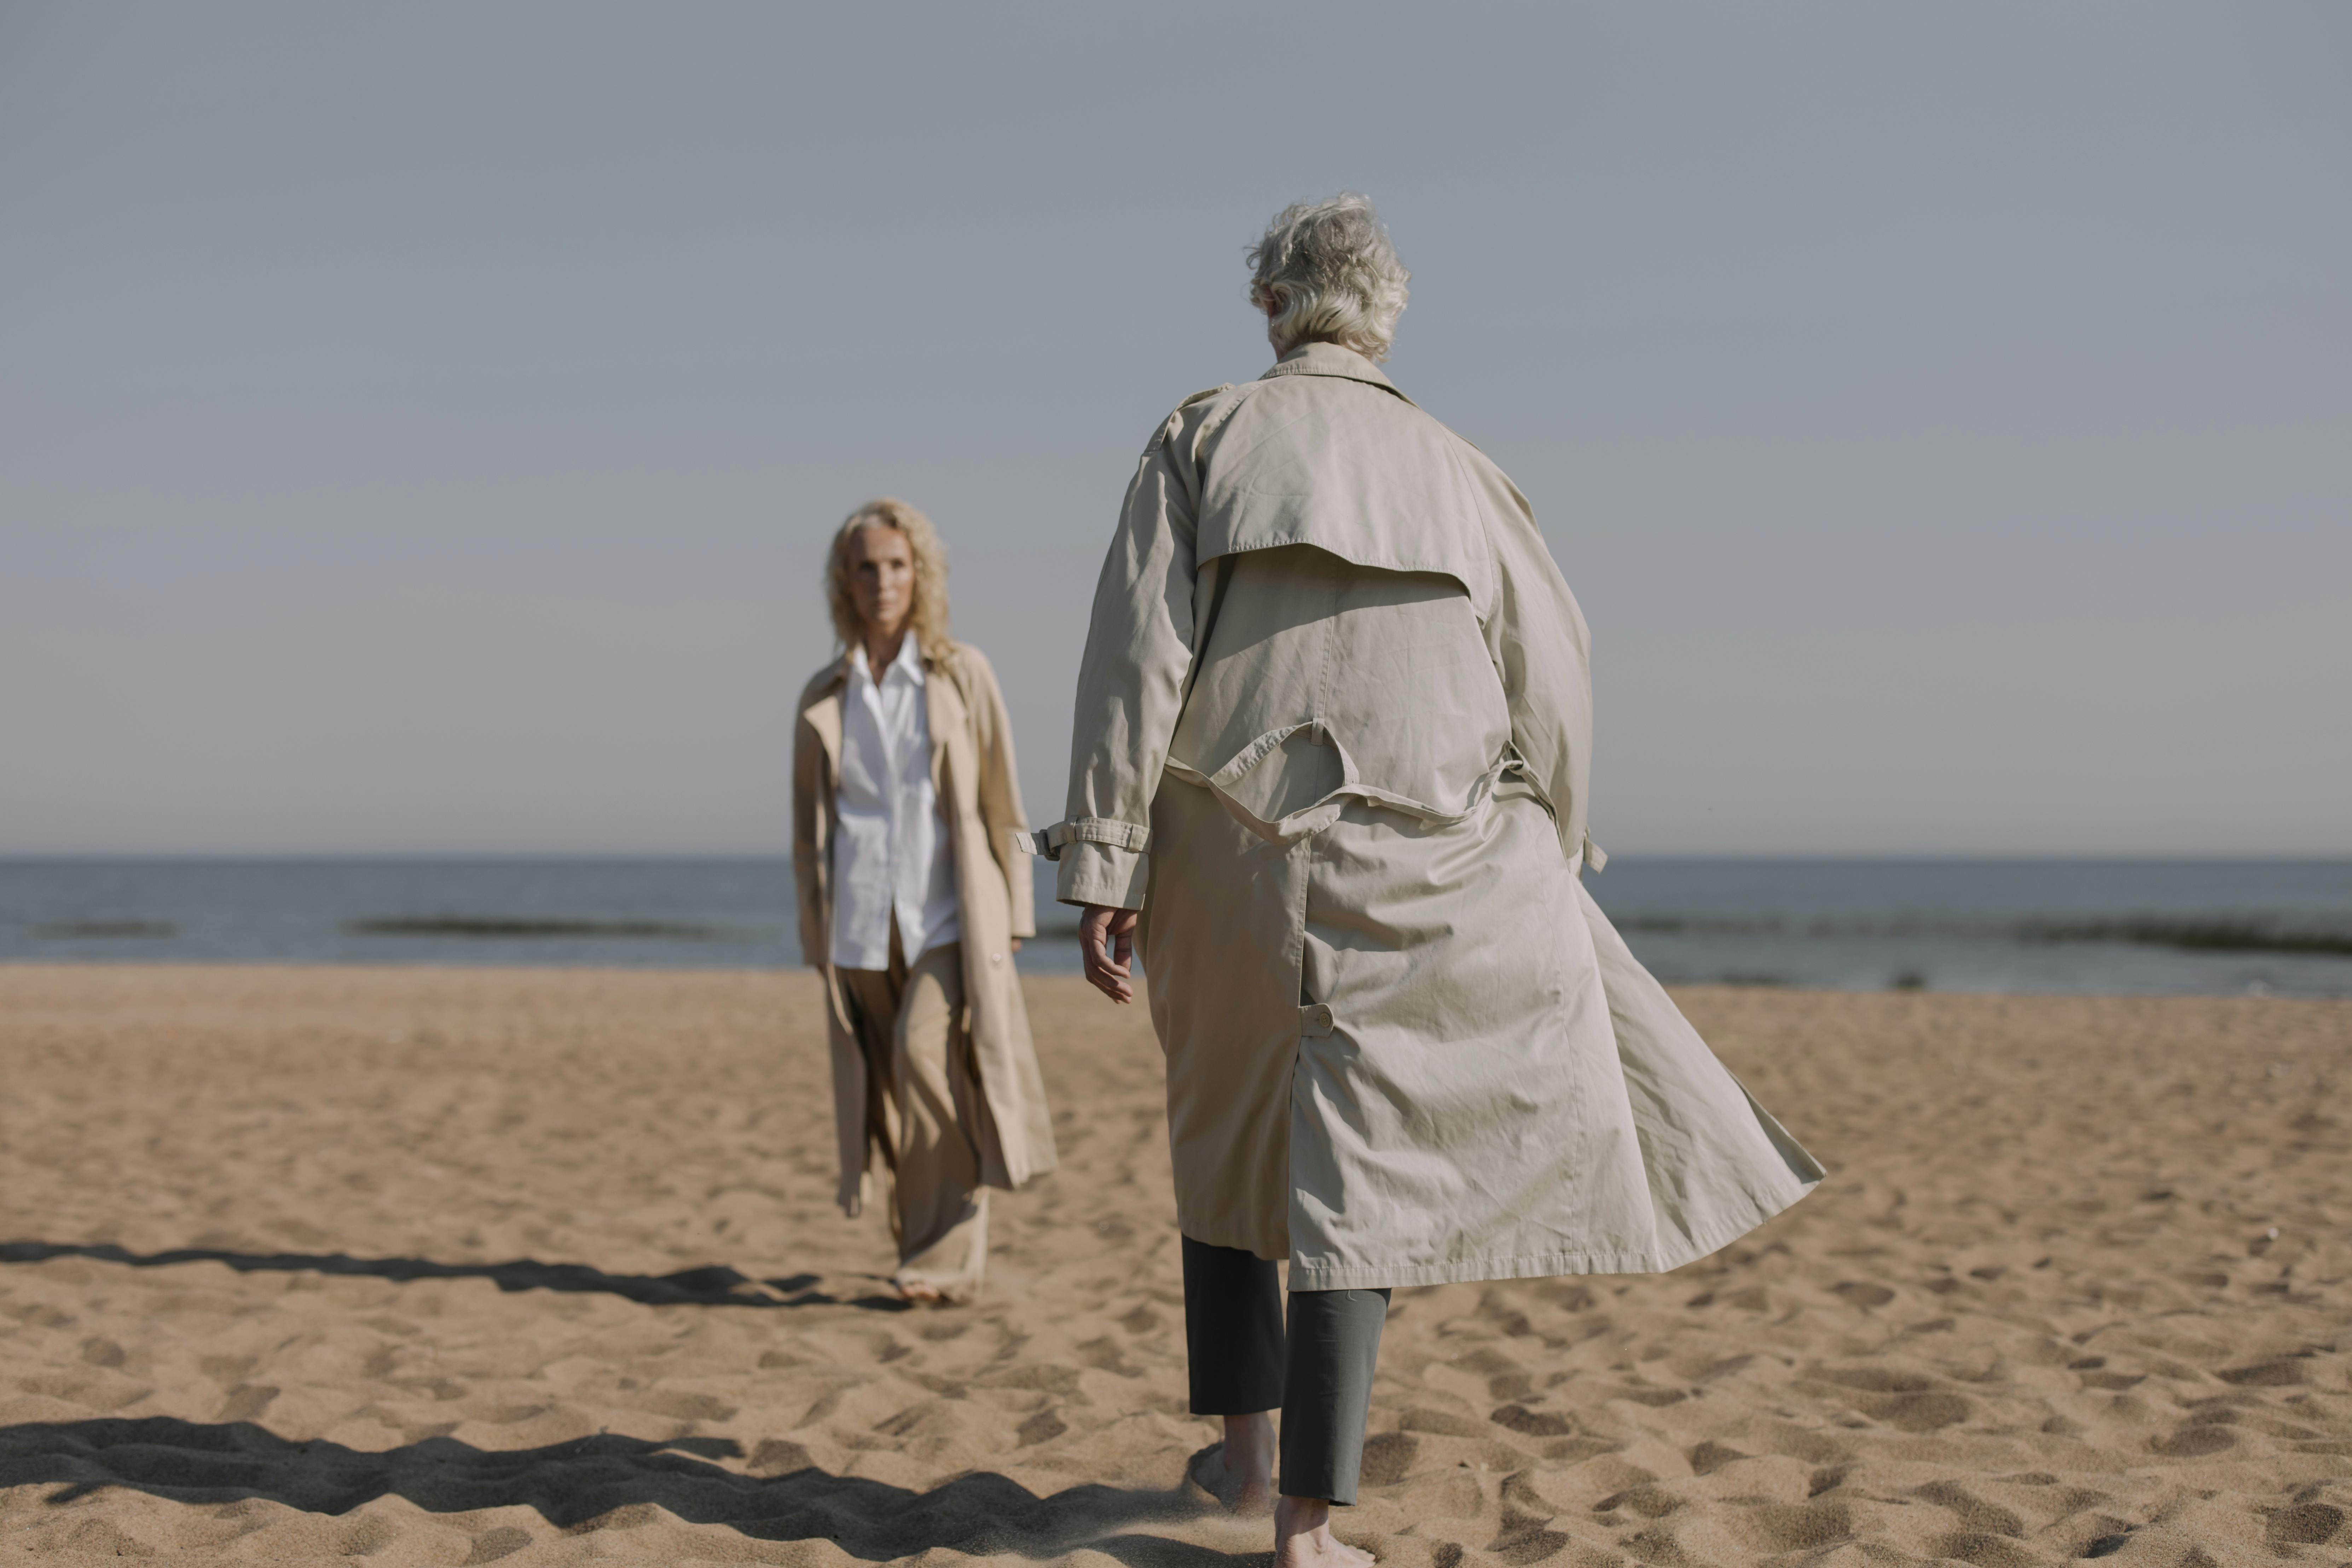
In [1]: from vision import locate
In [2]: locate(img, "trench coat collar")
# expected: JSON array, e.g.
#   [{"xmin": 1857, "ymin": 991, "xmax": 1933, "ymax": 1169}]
[
  {"xmin": 1261, "ymin": 340, "xmax": 1417, "ymax": 405},
  {"xmin": 805, "ymin": 639, "xmax": 952, "ymax": 706},
  {"xmin": 846, "ymin": 633, "xmax": 925, "ymax": 698},
  {"xmin": 801, "ymin": 640, "xmax": 958, "ymax": 791}
]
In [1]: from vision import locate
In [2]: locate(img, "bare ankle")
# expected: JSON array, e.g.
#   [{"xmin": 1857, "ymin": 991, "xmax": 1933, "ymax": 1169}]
[
  {"xmin": 1221, "ymin": 1411, "xmax": 1276, "ymax": 1504},
  {"xmin": 1188, "ymin": 1412, "xmax": 1277, "ymax": 1515},
  {"xmin": 1275, "ymin": 1494, "xmax": 1370, "ymax": 1566},
  {"xmin": 1276, "ymin": 1494, "xmax": 1329, "ymax": 1531}
]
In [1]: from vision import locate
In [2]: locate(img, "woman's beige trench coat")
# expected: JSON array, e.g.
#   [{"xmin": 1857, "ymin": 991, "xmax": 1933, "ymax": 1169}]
[
  {"xmin": 794, "ymin": 641, "xmax": 1056, "ymax": 1217},
  {"xmin": 1032, "ymin": 341, "xmax": 1822, "ymax": 1291}
]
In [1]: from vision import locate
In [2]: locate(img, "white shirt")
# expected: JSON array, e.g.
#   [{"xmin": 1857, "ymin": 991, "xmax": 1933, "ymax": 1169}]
[{"xmin": 829, "ymin": 636, "xmax": 961, "ymax": 970}]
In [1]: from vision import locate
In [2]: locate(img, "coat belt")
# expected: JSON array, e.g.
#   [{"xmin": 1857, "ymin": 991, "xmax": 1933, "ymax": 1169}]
[
  {"xmin": 1020, "ymin": 731, "xmax": 1606, "ymax": 871},
  {"xmin": 1162, "ymin": 721, "xmax": 1512, "ymax": 849}
]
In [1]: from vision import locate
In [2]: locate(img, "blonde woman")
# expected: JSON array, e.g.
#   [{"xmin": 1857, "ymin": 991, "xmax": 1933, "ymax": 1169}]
[{"xmin": 793, "ymin": 497, "xmax": 1055, "ymax": 1304}]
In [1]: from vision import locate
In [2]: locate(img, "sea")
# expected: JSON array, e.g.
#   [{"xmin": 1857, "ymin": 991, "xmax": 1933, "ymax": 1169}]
[{"xmin": 3, "ymin": 857, "xmax": 2348, "ymax": 997}]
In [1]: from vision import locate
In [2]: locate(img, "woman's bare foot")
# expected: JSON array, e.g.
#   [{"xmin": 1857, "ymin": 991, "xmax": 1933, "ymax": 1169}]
[
  {"xmin": 1276, "ymin": 1495, "xmax": 1374, "ymax": 1568},
  {"xmin": 1192, "ymin": 1412, "xmax": 1275, "ymax": 1513},
  {"xmin": 894, "ymin": 1277, "xmax": 944, "ymax": 1306}
]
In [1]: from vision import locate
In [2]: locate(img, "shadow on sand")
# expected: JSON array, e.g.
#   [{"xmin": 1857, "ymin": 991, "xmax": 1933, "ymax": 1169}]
[
  {"xmin": 0, "ymin": 1241, "xmax": 906, "ymax": 1312},
  {"xmin": 0, "ymin": 1418, "xmax": 1236, "ymax": 1563}
]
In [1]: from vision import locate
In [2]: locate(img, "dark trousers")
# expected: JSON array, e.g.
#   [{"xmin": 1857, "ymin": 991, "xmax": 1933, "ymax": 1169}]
[{"xmin": 1181, "ymin": 1236, "xmax": 1391, "ymax": 1505}]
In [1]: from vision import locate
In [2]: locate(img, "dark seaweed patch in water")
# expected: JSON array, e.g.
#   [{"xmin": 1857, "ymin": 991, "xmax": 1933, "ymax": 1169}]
[
  {"xmin": 38, "ymin": 921, "xmax": 176, "ymax": 938},
  {"xmin": 1648, "ymin": 971, "xmax": 1794, "ymax": 988},
  {"xmin": 2015, "ymin": 919, "xmax": 2352, "ymax": 958},
  {"xmin": 1614, "ymin": 916, "xmax": 1788, "ymax": 935},
  {"xmin": 348, "ymin": 918, "xmax": 724, "ymax": 940}
]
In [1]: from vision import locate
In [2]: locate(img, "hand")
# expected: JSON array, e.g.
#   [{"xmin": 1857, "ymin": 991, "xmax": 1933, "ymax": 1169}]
[
  {"xmin": 1079, "ymin": 904, "xmax": 1139, "ymax": 1004},
  {"xmin": 1009, "ymin": 938, "xmax": 1021, "ymax": 953}
]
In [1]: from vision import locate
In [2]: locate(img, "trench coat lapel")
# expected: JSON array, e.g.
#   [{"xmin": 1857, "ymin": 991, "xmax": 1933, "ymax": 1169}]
[
  {"xmin": 798, "ymin": 660, "xmax": 850, "ymax": 1030},
  {"xmin": 923, "ymin": 652, "xmax": 968, "ymax": 801},
  {"xmin": 804, "ymin": 654, "xmax": 847, "ymax": 758},
  {"xmin": 805, "ymin": 677, "xmax": 845, "ymax": 788}
]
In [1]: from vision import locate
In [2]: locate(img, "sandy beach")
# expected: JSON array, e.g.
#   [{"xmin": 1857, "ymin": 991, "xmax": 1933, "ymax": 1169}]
[{"xmin": 1, "ymin": 965, "xmax": 2347, "ymax": 1565}]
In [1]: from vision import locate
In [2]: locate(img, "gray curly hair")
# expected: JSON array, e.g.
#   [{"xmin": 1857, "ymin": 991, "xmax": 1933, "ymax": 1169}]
[{"xmin": 1246, "ymin": 193, "xmax": 1411, "ymax": 363}]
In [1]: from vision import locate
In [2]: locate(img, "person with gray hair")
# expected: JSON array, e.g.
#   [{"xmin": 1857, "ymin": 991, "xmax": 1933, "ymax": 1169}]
[
  {"xmin": 1246, "ymin": 193, "xmax": 1411, "ymax": 362},
  {"xmin": 1029, "ymin": 194, "xmax": 1823, "ymax": 1566}
]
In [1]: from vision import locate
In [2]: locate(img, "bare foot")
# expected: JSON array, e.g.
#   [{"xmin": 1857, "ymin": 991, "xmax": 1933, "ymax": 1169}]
[
  {"xmin": 894, "ymin": 1277, "xmax": 944, "ymax": 1307},
  {"xmin": 1191, "ymin": 1412, "xmax": 1275, "ymax": 1514},
  {"xmin": 1276, "ymin": 1495, "xmax": 1374, "ymax": 1568}
]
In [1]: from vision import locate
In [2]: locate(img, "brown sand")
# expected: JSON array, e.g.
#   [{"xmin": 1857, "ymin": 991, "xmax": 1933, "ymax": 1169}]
[{"xmin": 1, "ymin": 966, "xmax": 2347, "ymax": 1566}]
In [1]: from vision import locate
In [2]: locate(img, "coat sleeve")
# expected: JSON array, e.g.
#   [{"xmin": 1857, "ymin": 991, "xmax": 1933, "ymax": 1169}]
[
  {"xmin": 961, "ymin": 648, "xmax": 1037, "ymax": 939},
  {"xmin": 1048, "ymin": 402, "xmax": 1211, "ymax": 910},
  {"xmin": 792, "ymin": 710, "xmax": 828, "ymax": 968},
  {"xmin": 1477, "ymin": 462, "xmax": 1597, "ymax": 869}
]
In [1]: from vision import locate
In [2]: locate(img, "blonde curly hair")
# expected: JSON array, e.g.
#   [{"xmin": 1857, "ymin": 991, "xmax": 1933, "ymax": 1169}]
[{"xmin": 826, "ymin": 497, "xmax": 951, "ymax": 661}]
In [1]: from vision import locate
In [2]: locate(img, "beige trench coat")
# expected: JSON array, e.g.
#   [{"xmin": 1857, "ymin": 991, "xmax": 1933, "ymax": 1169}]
[
  {"xmin": 794, "ymin": 640, "xmax": 1056, "ymax": 1217},
  {"xmin": 1033, "ymin": 342, "xmax": 1822, "ymax": 1291}
]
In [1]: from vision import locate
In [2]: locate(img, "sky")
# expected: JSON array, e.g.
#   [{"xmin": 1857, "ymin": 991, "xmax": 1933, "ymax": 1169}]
[{"xmin": 2, "ymin": 2, "xmax": 2346, "ymax": 856}]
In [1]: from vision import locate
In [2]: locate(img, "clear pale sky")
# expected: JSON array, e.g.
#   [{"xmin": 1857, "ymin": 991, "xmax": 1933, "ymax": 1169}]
[{"xmin": 4, "ymin": 3, "xmax": 2346, "ymax": 856}]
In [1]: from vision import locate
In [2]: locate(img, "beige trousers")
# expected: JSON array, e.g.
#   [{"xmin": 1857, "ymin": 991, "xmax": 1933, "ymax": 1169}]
[{"xmin": 837, "ymin": 931, "xmax": 990, "ymax": 1301}]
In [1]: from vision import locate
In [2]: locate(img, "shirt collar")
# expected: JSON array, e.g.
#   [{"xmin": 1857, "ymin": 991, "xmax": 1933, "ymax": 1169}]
[
  {"xmin": 1260, "ymin": 340, "xmax": 1414, "ymax": 403},
  {"xmin": 851, "ymin": 636, "xmax": 926, "ymax": 691}
]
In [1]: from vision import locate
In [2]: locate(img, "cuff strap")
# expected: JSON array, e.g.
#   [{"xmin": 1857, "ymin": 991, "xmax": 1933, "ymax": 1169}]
[{"xmin": 1012, "ymin": 819, "xmax": 1154, "ymax": 860}]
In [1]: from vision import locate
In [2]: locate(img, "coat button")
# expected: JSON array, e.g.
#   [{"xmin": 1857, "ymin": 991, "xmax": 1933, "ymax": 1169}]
[{"xmin": 990, "ymin": 952, "xmax": 1004, "ymax": 965}]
